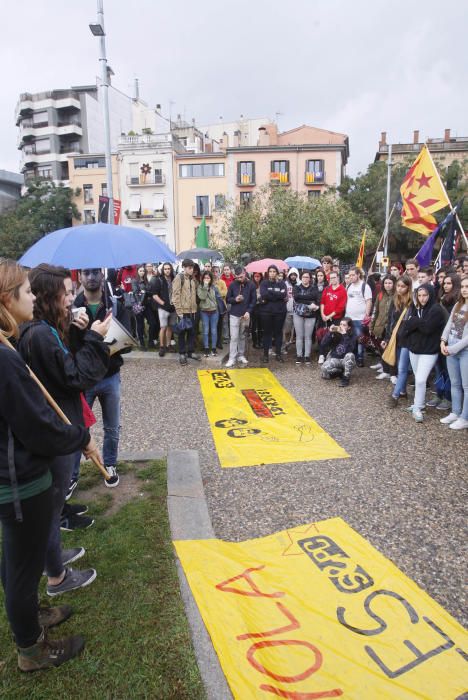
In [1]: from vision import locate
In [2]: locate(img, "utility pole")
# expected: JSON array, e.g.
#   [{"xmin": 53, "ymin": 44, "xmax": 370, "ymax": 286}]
[{"xmin": 383, "ymin": 143, "xmax": 392, "ymax": 271}]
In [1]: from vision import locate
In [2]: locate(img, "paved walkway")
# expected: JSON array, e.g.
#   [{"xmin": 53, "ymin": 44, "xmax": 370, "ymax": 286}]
[{"xmin": 93, "ymin": 351, "xmax": 467, "ymax": 626}]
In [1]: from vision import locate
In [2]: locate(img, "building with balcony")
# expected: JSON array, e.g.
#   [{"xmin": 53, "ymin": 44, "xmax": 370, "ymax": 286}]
[
  {"xmin": 375, "ymin": 129, "xmax": 468, "ymax": 174},
  {"xmin": 118, "ymin": 133, "xmax": 185, "ymax": 251},
  {"xmin": 174, "ymin": 153, "xmax": 227, "ymax": 252},
  {"xmin": 226, "ymin": 123, "xmax": 349, "ymax": 206},
  {"xmin": 68, "ymin": 154, "xmax": 120, "ymax": 225},
  {"xmin": 15, "ymin": 82, "xmax": 153, "ymax": 185},
  {"xmin": 0, "ymin": 170, "xmax": 23, "ymax": 214}
]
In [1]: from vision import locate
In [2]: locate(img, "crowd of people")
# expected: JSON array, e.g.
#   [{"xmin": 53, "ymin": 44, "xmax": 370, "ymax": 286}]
[{"xmin": 0, "ymin": 250, "xmax": 466, "ymax": 671}]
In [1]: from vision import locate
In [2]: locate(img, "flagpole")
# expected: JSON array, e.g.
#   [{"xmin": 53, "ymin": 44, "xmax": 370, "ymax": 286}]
[
  {"xmin": 383, "ymin": 143, "xmax": 392, "ymax": 272},
  {"xmin": 425, "ymin": 144, "xmax": 468, "ymax": 249}
]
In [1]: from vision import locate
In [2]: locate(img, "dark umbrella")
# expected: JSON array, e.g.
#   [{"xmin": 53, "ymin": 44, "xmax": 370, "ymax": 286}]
[
  {"xmin": 19, "ymin": 223, "xmax": 176, "ymax": 268},
  {"xmin": 176, "ymin": 247, "xmax": 223, "ymax": 261}
]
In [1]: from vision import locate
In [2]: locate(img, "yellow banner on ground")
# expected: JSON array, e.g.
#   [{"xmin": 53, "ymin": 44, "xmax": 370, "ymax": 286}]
[
  {"xmin": 175, "ymin": 518, "xmax": 468, "ymax": 699},
  {"xmin": 198, "ymin": 368, "xmax": 348, "ymax": 468}
]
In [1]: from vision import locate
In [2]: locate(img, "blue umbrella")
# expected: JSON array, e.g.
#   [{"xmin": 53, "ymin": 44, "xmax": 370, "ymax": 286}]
[
  {"xmin": 285, "ymin": 255, "xmax": 321, "ymax": 270},
  {"xmin": 19, "ymin": 223, "xmax": 176, "ymax": 268}
]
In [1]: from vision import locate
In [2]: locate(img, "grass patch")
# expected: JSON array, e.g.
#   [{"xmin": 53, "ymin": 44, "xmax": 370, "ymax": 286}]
[
  {"xmin": 77, "ymin": 460, "xmax": 134, "ymax": 491},
  {"xmin": 0, "ymin": 460, "xmax": 206, "ymax": 700}
]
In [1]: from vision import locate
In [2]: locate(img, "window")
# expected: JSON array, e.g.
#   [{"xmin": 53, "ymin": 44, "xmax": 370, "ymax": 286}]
[
  {"xmin": 196, "ymin": 195, "xmax": 209, "ymax": 217},
  {"xmin": 308, "ymin": 190, "xmax": 320, "ymax": 200},
  {"xmin": 83, "ymin": 184, "xmax": 93, "ymax": 203},
  {"xmin": 152, "ymin": 161, "xmax": 164, "ymax": 184},
  {"xmin": 36, "ymin": 166, "xmax": 52, "ymax": 179},
  {"xmin": 129, "ymin": 194, "xmax": 141, "ymax": 213},
  {"xmin": 35, "ymin": 139, "xmax": 51, "ymax": 154},
  {"xmin": 270, "ymin": 160, "xmax": 289, "ymax": 183},
  {"xmin": 129, "ymin": 162, "xmax": 139, "ymax": 184},
  {"xmin": 214, "ymin": 194, "xmax": 226, "ymax": 210},
  {"xmin": 84, "ymin": 210, "xmax": 96, "ymax": 224},
  {"xmin": 101, "ymin": 183, "xmax": 108, "ymax": 196},
  {"xmin": 32, "ymin": 111, "xmax": 48, "ymax": 126},
  {"xmin": 152, "ymin": 193, "xmax": 164, "ymax": 212},
  {"xmin": 237, "ymin": 161, "xmax": 255, "ymax": 185},
  {"xmin": 305, "ymin": 159, "xmax": 324, "ymax": 183},
  {"xmin": 179, "ymin": 163, "xmax": 224, "ymax": 177},
  {"xmin": 74, "ymin": 157, "xmax": 105, "ymax": 169},
  {"xmin": 240, "ymin": 192, "xmax": 252, "ymax": 206}
]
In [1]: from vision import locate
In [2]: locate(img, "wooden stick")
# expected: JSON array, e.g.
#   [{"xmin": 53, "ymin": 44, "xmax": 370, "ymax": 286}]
[{"xmin": 0, "ymin": 332, "xmax": 109, "ymax": 480}]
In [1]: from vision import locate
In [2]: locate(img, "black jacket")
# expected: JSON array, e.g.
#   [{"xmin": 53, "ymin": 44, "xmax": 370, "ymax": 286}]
[
  {"xmin": 149, "ymin": 276, "xmax": 175, "ymax": 312},
  {"xmin": 403, "ymin": 284, "xmax": 448, "ymax": 355},
  {"xmin": 293, "ymin": 284, "xmax": 320, "ymax": 317},
  {"xmin": 226, "ymin": 279, "xmax": 257, "ymax": 317},
  {"xmin": 322, "ymin": 330, "xmax": 357, "ymax": 359},
  {"xmin": 18, "ymin": 321, "xmax": 109, "ymax": 426},
  {"xmin": 72, "ymin": 289, "xmax": 131, "ymax": 377},
  {"xmin": 385, "ymin": 302, "xmax": 412, "ymax": 348},
  {"xmin": 259, "ymin": 279, "xmax": 287, "ymax": 315},
  {"xmin": 0, "ymin": 346, "xmax": 90, "ymax": 487}
]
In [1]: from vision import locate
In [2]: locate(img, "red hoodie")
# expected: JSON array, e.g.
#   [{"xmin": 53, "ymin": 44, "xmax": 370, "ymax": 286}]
[
  {"xmin": 321, "ymin": 284, "xmax": 347, "ymax": 320},
  {"xmin": 221, "ymin": 273, "xmax": 234, "ymax": 289}
]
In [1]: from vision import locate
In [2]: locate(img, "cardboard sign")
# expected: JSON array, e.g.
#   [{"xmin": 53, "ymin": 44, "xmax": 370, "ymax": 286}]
[
  {"xmin": 175, "ymin": 518, "xmax": 468, "ymax": 699},
  {"xmin": 198, "ymin": 368, "xmax": 348, "ymax": 468}
]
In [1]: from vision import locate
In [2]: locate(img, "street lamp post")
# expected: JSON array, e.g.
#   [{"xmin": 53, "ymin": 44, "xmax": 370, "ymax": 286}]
[{"xmin": 89, "ymin": 0, "xmax": 114, "ymax": 224}]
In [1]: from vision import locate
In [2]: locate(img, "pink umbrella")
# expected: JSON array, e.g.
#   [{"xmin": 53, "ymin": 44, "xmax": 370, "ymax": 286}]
[{"xmin": 245, "ymin": 258, "xmax": 288, "ymax": 273}]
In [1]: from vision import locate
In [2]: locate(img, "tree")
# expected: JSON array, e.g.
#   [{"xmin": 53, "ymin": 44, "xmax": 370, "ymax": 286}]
[
  {"xmin": 0, "ymin": 179, "xmax": 81, "ymax": 260},
  {"xmin": 216, "ymin": 185, "xmax": 375, "ymax": 264}
]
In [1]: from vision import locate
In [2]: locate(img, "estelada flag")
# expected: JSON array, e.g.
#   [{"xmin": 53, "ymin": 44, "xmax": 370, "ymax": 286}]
[
  {"xmin": 400, "ymin": 145, "xmax": 450, "ymax": 236},
  {"xmin": 356, "ymin": 229, "xmax": 366, "ymax": 268}
]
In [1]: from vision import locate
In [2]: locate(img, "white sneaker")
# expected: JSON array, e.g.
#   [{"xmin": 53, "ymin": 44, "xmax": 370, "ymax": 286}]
[
  {"xmin": 318, "ymin": 355, "xmax": 325, "ymax": 365},
  {"xmin": 376, "ymin": 372, "xmax": 390, "ymax": 380},
  {"xmin": 225, "ymin": 358, "xmax": 236, "ymax": 368},
  {"xmin": 237, "ymin": 356, "xmax": 248, "ymax": 365},
  {"xmin": 390, "ymin": 376, "xmax": 397, "ymax": 385},
  {"xmin": 440, "ymin": 412, "xmax": 459, "ymax": 424},
  {"xmin": 449, "ymin": 417, "xmax": 468, "ymax": 430},
  {"xmin": 370, "ymin": 362, "xmax": 383, "ymax": 371},
  {"xmin": 413, "ymin": 410, "xmax": 424, "ymax": 423}
]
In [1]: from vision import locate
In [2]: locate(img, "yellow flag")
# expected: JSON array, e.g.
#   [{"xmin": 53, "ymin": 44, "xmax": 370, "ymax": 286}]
[
  {"xmin": 400, "ymin": 145, "xmax": 450, "ymax": 236},
  {"xmin": 355, "ymin": 229, "xmax": 366, "ymax": 268}
]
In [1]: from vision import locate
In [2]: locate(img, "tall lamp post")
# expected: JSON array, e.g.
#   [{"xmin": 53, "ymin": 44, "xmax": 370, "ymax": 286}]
[{"xmin": 89, "ymin": 0, "xmax": 114, "ymax": 224}]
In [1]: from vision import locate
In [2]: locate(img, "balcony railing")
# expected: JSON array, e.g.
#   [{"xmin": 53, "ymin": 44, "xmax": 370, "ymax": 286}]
[
  {"xmin": 60, "ymin": 145, "xmax": 82, "ymax": 154},
  {"xmin": 192, "ymin": 207, "xmax": 212, "ymax": 219},
  {"xmin": 305, "ymin": 171, "xmax": 324, "ymax": 184},
  {"xmin": 128, "ymin": 209, "xmax": 167, "ymax": 220},
  {"xmin": 126, "ymin": 174, "xmax": 166, "ymax": 186},
  {"xmin": 270, "ymin": 172, "xmax": 289, "ymax": 184},
  {"xmin": 57, "ymin": 118, "xmax": 82, "ymax": 128}
]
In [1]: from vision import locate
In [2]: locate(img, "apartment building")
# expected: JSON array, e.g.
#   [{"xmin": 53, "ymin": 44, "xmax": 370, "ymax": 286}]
[
  {"xmin": 118, "ymin": 133, "xmax": 185, "ymax": 250},
  {"xmin": 174, "ymin": 152, "xmax": 227, "ymax": 251},
  {"xmin": 0, "ymin": 170, "xmax": 23, "ymax": 214},
  {"xmin": 375, "ymin": 129, "xmax": 468, "ymax": 173},
  {"xmin": 15, "ymin": 83, "xmax": 153, "ymax": 184},
  {"xmin": 226, "ymin": 123, "xmax": 349, "ymax": 206},
  {"xmin": 68, "ymin": 154, "xmax": 120, "ymax": 225}
]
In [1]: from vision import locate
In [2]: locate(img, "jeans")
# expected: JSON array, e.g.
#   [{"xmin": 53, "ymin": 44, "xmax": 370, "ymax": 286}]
[
  {"xmin": 85, "ymin": 373, "xmax": 121, "ymax": 467},
  {"xmin": 45, "ymin": 454, "xmax": 74, "ymax": 577},
  {"xmin": 352, "ymin": 319, "xmax": 365, "ymax": 361},
  {"xmin": 229, "ymin": 315, "xmax": 248, "ymax": 360},
  {"xmin": 200, "ymin": 311, "xmax": 219, "ymax": 349},
  {"xmin": 0, "ymin": 486, "xmax": 53, "ymax": 647},
  {"xmin": 392, "ymin": 347, "xmax": 410, "ymax": 399},
  {"xmin": 177, "ymin": 314, "xmax": 196, "ymax": 355},
  {"xmin": 446, "ymin": 348, "xmax": 468, "ymax": 420},
  {"xmin": 262, "ymin": 313, "xmax": 286, "ymax": 356},
  {"xmin": 293, "ymin": 315, "xmax": 316, "ymax": 358},
  {"xmin": 409, "ymin": 352, "xmax": 438, "ymax": 410},
  {"xmin": 433, "ymin": 355, "xmax": 451, "ymax": 400}
]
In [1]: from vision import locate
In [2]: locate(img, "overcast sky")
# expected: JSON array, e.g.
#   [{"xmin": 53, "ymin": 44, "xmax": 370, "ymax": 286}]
[{"xmin": 2, "ymin": 0, "xmax": 467, "ymax": 177}]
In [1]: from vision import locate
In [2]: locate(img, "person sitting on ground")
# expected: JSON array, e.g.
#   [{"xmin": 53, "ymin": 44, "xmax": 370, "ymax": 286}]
[
  {"xmin": 197, "ymin": 271, "xmax": 219, "ymax": 357},
  {"xmin": 18, "ymin": 264, "xmax": 111, "ymax": 594},
  {"xmin": 0, "ymin": 258, "xmax": 100, "ymax": 671},
  {"xmin": 439, "ymin": 275, "xmax": 468, "ymax": 430},
  {"xmin": 172, "ymin": 259, "xmax": 200, "ymax": 365},
  {"xmin": 259, "ymin": 265, "xmax": 287, "ymax": 363},
  {"xmin": 151, "ymin": 262, "xmax": 176, "ymax": 356},
  {"xmin": 293, "ymin": 270, "xmax": 320, "ymax": 364},
  {"xmin": 345, "ymin": 266, "xmax": 373, "ymax": 368},
  {"xmin": 402, "ymin": 283, "xmax": 448, "ymax": 423},
  {"xmin": 318, "ymin": 270, "xmax": 347, "ymax": 364},
  {"xmin": 225, "ymin": 266, "xmax": 256, "ymax": 368},
  {"xmin": 320, "ymin": 318, "xmax": 357, "ymax": 387}
]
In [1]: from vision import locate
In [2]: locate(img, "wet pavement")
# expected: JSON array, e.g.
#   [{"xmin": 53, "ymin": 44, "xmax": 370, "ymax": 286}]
[{"xmin": 92, "ymin": 350, "xmax": 467, "ymax": 626}]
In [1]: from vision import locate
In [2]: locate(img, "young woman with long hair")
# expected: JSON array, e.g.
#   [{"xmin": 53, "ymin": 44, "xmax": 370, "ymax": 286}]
[
  {"xmin": 439, "ymin": 273, "xmax": 461, "ymax": 314},
  {"xmin": 293, "ymin": 270, "xmax": 320, "ymax": 363},
  {"xmin": 197, "ymin": 270, "xmax": 219, "ymax": 356},
  {"xmin": 440, "ymin": 276, "xmax": 468, "ymax": 429},
  {"xmin": 18, "ymin": 264, "xmax": 110, "ymax": 598},
  {"xmin": 0, "ymin": 259, "xmax": 99, "ymax": 671},
  {"xmin": 370, "ymin": 274, "xmax": 396, "ymax": 379},
  {"xmin": 383, "ymin": 274, "xmax": 413, "ymax": 407},
  {"xmin": 250, "ymin": 271, "xmax": 264, "ymax": 348}
]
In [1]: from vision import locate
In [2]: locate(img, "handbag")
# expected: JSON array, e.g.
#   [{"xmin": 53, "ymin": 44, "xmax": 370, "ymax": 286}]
[
  {"xmin": 132, "ymin": 302, "xmax": 145, "ymax": 316},
  {"xmin": 174, "ymin": 315, "xmax": 193, "ymax": 334},
  {"xmin": 294, "ymin": 302, "xmax": 313, "ymax": 318},
  {"xmin": 382, "ymin": 307, "xmax": 408, "ymax": 366},
  {"xmin": 123, "ymin": 291, "xmax": 136, "ymax": 309}
]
